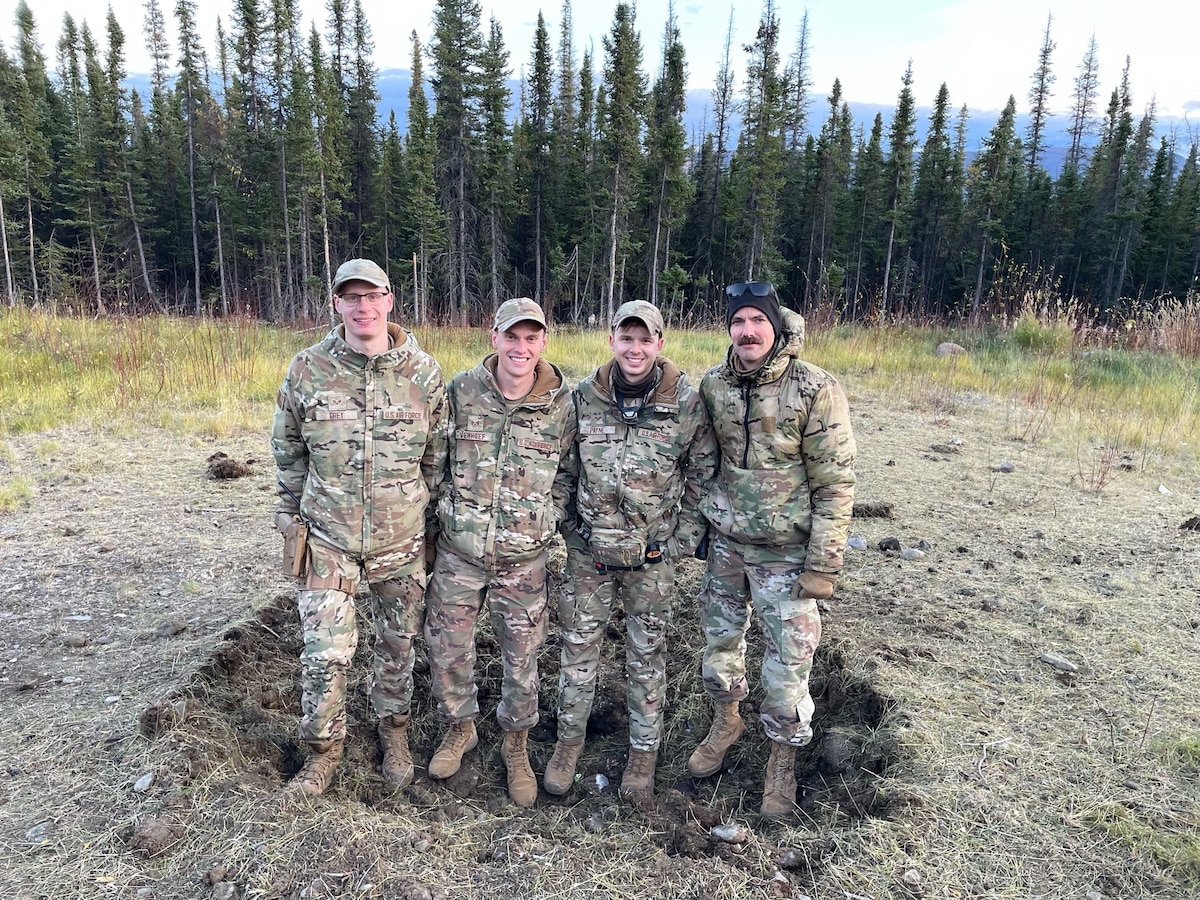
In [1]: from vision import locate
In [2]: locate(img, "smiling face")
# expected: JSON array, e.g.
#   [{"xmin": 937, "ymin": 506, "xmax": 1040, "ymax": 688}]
[
  {"xmin": 334, "ymin": 279, "xmax": 393, "ymax": 352},
  {"xmin": 729, "ymin": 305, "xmax": 776, "ymax": 369},
  {"xmin": 491, "ymin": 320, "xmax": 548, "ymax": 391},
  {"xmin": 609, "ymin": 320, "xmax": 664, "ymax": 382}
]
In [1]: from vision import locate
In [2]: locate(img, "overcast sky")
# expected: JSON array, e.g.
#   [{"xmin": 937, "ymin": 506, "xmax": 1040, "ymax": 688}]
[{"xmin": 6, "ymin": 0, "xmax": 1197, "ymax": 121}]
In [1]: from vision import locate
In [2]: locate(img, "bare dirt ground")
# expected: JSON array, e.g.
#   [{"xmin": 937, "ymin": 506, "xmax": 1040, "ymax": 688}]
[{"xmin": 1, "ymin": 386, "xmax": 1197, "ymax": 900}]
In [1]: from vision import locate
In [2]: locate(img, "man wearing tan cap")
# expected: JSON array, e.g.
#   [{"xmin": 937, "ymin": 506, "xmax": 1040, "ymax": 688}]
[
  {"xmin": 423, "ymin": 298, "xmax": 576, "ymax": 807},
  {"xmin": 272, "ymin": 258, "xmax": 449, "ymax": 795},
  {"xmin": 545, "ymin": 300, "xmax": 716, "ymax": 800}
]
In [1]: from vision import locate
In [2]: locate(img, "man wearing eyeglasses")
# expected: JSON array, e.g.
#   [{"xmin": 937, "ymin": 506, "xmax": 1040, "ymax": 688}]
[
  {"xmin": 272, "ymin": 258, "xmax": 450, "ymax": 796},
  {"xmin": 689, "ymin": 281, "xmax": 856, "ymax": 819},
  {"xmin": 543, "ymin": 301, "xmax": 716, "ymax": 801},
  {"xmin": 422, "ymin": 298, "xmax": 576, "ymax": 808}
]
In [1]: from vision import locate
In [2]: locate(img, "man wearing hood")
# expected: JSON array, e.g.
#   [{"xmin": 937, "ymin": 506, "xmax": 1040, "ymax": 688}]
[
  {"xmin": 423, "ymin": 298, "xmax": 576, "ymax": 807},
  {"xmin": 544, "ymin": 301, "xmax": 716, "ymax": 800},
  {"xmin": 272, "ymin": 258, "xmax": 450, "ymax": 795},
  {"xmin": 689, "ymin": 282, "xmax": 856, "ymax": 819}
]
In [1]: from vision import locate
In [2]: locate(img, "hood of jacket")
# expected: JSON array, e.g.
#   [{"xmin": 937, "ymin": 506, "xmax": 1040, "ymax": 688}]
[
  {"xmin": 590, "ymin": 356, "xmax": 685, "ymax": 406},
  {"xmin": 324, "ymin": 322, "xmax": 422, "ymax": 370},
  {"xmin": 480, "ymin": 354, "xmax": 567, "ymax": 406},
  {"xmin": 722, "ymin": 308, "xmax": 806, "ymax": 385}
]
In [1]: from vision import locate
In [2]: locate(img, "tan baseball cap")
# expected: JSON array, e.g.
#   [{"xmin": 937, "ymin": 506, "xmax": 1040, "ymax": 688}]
[
  {"xmin": 332, "ymin": 258, "xmax": 389, "ymax": 294},
  {"xmin": 494, "ymin": 297, "xmax": 547, "ymax": 332},
  {"xmin": 611, "ymin": 300, "xmax": 665, "ymax": 336}
]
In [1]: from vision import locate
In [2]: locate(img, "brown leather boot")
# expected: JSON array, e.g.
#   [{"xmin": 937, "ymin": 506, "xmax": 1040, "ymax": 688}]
[
  {"xmin": 543, "ymin": 736, "xmax": 585, "ymax": 796},
  {"xmin": 292, "ymin": 739, "xmax": 343, "ymax": 796},
  {"xmin": 501, "ymin": 729, "xmax": 537, "ymax": 807},
  {"xmin": 687, "ymin": 701, "xmax": 746, "ymax": 777},
  {"xmin": 428, "ymin": 720, "xmax": 479, "ymax": 780},
  {"xmin": 620, "ymin": 748, "xmax": 657, "ymax": 798},
  {"xmin": 379, "ymin": 714, "xmax": 414, "ymax": 787},
  {"xmin": 759, "ymin": 742, "xmax": 798, "ymax": 819}
]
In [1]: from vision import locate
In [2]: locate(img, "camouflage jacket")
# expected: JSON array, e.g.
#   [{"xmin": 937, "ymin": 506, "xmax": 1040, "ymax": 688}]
[
  {"xmin": 567, "ymin": 358, "xmax": 717, "ymax": 558},
  {"xmin": 272, "ymin": 322, "xmax": 450, "ymax": 562},
  {"xmin": 437, "ymin": 355, "xmax": 576, "ymax": 564},
  {"xmin": 699, "ymin": 309, "xmax": 856, "ymax": 572}
]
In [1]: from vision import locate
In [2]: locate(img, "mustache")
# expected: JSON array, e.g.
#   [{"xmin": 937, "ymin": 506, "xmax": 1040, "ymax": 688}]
[{"xmin": 737, "ymin": 336, "xmax": 764, "ymax": 346}]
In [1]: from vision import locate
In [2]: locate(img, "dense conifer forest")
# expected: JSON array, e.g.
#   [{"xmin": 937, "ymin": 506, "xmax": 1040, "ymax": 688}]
[{"xmin": 0, "ymin": 0, "xmax": 1196, "ymax": 324}]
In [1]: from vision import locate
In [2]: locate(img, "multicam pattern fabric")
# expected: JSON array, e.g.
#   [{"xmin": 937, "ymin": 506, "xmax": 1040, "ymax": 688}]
[
  {"xmin": 699, "ymin": 309, "xmax": 856, "ymax": 573},
  {"xmin": 697, "ymin": 534, "xmax": 820, "ymax": 745},
  {"xmin": 272, "ymin": 322, "xmax": 447, "ymax": 746},
  {"xmin": 424, "ymin": 355, "xmax": 573, "ymax": 731},
  {"xmin": 556, "ymin": 357, "xmax": 716, "ymax": 749},
  {"xmin": 556, "ymin": 545, "xmax": 675, "ymax": 751},
  {"xmin": 296, "ymin": 543, "xmax": 425, "ymax": 743},
  {"xmin": 272, "ymin": 322, "xmax": 450, "ymax": 561},
  {"xmin": 424, "ymin": 547, "xmax": 550, "ymax": 730},
  {"xmin": 567, "ymin": 358, "xmax": 716, "ymax": 558},
  {"xmin": 437, "ymin": 355, "xmax": 576, "ymax": 563}
]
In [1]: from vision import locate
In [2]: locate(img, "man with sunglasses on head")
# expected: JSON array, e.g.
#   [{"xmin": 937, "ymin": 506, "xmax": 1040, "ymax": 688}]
[
  {"xmin": 423, "ymin": 298, "xmax": 576, "ymax": 808},
  {"xmin": 544, "ymin": 301, "xmax": 716, "ymax": 801},
  {"xmin": 272, "ymin": 258, "xmax": 450, "ymax": 796},
  {"xmin": 689, "ymin": 281, "xmax": 856, "ymax": 819}
]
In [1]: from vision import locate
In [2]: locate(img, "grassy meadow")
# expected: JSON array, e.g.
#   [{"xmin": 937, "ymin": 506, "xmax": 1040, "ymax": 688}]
[{"xmin": 1, "ymin": 302, "xmax": 1197, "ymax": 454}]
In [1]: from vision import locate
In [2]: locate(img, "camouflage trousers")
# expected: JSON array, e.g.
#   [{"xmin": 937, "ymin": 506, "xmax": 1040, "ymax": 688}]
[
  {"xmin": 697, "ymin": 534, "xmax": 821, "ymax": 746},
  {"xmin": 423, "ymin": 547, "xmax": 549, "ymax": 732},
  {"xmin": 296, "ymin": 538, "xmax": 426, "ymax": 744},
  {"xmin": 557, "ymin": 545, "xmax": 675, "ymax": 751}
]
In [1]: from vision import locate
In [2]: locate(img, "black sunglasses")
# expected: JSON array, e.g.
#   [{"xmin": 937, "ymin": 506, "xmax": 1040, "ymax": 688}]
[{"xmin": 726, "ymin": 281, "xmax": 775, "ymax": 298}]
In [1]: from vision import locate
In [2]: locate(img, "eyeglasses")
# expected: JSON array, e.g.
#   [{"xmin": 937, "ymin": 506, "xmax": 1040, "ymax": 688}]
[
  {"xmin": 338, "ymin": 290, "xmax": 390, "ymax": 306},
  {"xmin": 726, "ymin": 281, "xmax": 775, "ymax": 298}
]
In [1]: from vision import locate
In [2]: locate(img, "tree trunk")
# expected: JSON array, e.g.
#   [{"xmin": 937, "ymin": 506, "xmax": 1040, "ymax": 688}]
[
  {"xmin": 25, "ymin": 190, "xmax": 40, "ymax": 305},
  {"xmin": 185, "ymin": 84, "xmax": 202, "ymax": 315},
  {"xmin": 88, "ymin": 209, "xmax": 106, "ymax": 316},
  {"xmin": 0, "ymin": 188, "xmax": 15, "ymax": 306},
  {"xmin": 214, "ymin": 184, "xmax": 229, "ymax": 316},
  {"xmin": 125, "ymin": 179, "xmax": 159, "ymax": 312},
  {"xmin": 605, "ymin": 160, "xmax": 621, "ymax": 321}
]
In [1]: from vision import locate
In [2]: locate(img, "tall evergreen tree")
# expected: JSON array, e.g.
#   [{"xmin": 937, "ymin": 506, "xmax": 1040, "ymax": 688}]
[
  {"xmin": 596, "ymin": 2, "xmax": 645, "ymax": 317},
  {"xmin": 880, "ymin": 62, "xmax": 917, "ymax": 312},
  {"xmin": 431, "ymin": 0, "xmax": 485, "ymax": 323}
]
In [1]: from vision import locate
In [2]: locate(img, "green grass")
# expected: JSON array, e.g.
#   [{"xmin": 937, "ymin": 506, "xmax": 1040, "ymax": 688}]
[{"xmin": 1, "ymin": 308, "xmax": 1198, "ymax": 454}]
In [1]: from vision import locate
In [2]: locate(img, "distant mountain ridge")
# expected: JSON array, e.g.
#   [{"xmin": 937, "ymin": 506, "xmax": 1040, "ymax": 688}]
[{"xmin": 126, "ymin": 68, "xmax": 1192, "ymax": 172}]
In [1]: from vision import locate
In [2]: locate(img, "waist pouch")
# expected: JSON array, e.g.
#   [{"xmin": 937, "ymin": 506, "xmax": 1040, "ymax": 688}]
[
  {"xmin": 588, "ymin": 527, "xmax": 647, "ymax": 569},
  {"xmin": 282, "ymin": 520, "xmax": 310, "ymax": 579}
]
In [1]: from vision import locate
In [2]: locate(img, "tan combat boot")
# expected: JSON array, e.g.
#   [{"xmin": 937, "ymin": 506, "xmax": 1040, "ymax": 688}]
[
  {"xmin": 379, "ymin": 714, "xmax": 414, "ymax": 787},
  {"xmin": 619, "ymin": 748, "xmax": 657, "ymax": 798},
  {"xmin": 759, "ymin": 742, "xmax": 798, "ymax": 819},
  {"xmin": 543, "ymin": 736, "xmax": 585, "ymax": 796},
  {"xmin": 292, "ymin": 739, "xmax": 343, "ymax": 796},
  {"xmin": 687, "ymin": 701, "xmax": 746, "ymax": 777},
  {"xmin": 428, "ymin": 720, "xmax": 479, "ymax": 780},
  {"xmin": 501, "ymin": 729, "xmax": 537, "ymax": 807}
]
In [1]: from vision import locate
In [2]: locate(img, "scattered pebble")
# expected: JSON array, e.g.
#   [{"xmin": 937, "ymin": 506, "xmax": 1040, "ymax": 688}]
[
  {"xmin": 847, "ymin": 536, "xmax": 868, "ymax": 551},
  {"xmin": 134, "ymin": 772, "xmax": 155, "ymax": 793},
  {"xmin": 711, "ymin": 822, "xmax": 752, "ymax": 844},
  {"xmin": 917, "ymin": 539, "xmax": 933, "ymax": 550},
  {"xmin": 24, "ymin": 820, "xmax": 55, "ymax": 845},
  {"xmin": 1039, "ymin": 652, "xmax": 1079, "ymax": 673},
  {"xmin": 878, "ymin": 537, "xmax": 902, "ymax": 553},
  {"xmin": 154, "ymin": 620, "xmax": 188, "ymax": 638},
  {"xmin": 592, "ymin": 774, "xmax": 609, "ymax": 792},
  {"xmin": 997, "ymin": 460, "xmax": 1016, "ymax": 473},
  {"xmin": 104, "ymin": 696, "xmax": 121, "ymax": 704},
  {"xmin": 62, "ymin": 634, "xmax": 90, "ymax": 648},
  {"xmin": 212, "ymin": 884, "xmax": 240, "ymax": 900},
  {"xmin": 899, "ymin": 548, "xmax": 925, "ymax": 561},
  {"xmin": 1158, "ymin": 485, "xmax": 1171, "ymax": 495},
  {"xmin": 982, "ymin": 597, "xmax": 1007, "ymax": 611},
  {"xmin": 99, "ymin": 540, "xmax": 118, "ymax": 553}
]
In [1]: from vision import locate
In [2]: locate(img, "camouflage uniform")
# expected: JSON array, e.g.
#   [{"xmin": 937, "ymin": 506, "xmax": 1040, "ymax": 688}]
[
  {"xmin": 698, "ymin": 309, "xmax": 856, "ymax": 745},
  {"xmin": 558, "ymin": 358, "xmax": 716, "ymax": 751},
  {"xmin": 273, "ymin": 322, "xmax": 449, "ymax": 743},
  {"xmin": 424, "ymin": 356, "xmax": 576, "ymax": 731}
]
